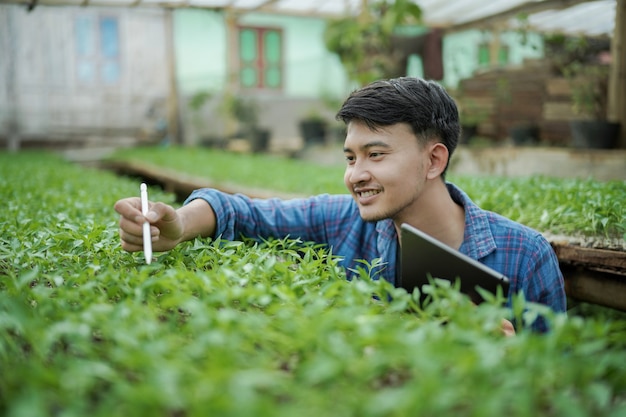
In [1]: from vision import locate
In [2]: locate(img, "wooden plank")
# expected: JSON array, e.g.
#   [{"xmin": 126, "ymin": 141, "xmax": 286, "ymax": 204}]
[
  {"xmin": 543, "ymin": 102, "xmax": 577, "ymax": 120},
  {"xmin": 546, "ymin": 78, "xmax": 571, "ymax": 97},
  {"xmin": 562, "ymin": 265, "xmax": 626, "ymax": 312},
  {"xmin": 101, "ymin": 160, "xmax": 302, "ymax": 202},
  {"xmin": 553, "ymin": 244, "xmax": 626, "ymax": 272}
]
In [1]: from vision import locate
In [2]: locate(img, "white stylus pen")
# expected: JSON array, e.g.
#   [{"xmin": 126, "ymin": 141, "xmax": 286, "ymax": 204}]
[{"xmin": 140, "ymin": 183, "xmax": 152, "ymax": 264}]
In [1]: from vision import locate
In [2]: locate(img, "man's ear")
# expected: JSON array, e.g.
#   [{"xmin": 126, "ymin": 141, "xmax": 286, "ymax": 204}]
[{"xmin": 426, "ymin": 142, "xmax": 449, "ymax": 179}]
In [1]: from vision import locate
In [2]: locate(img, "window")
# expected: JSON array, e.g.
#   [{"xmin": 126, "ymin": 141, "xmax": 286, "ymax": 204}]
[
  {"xmin": 478, "ymin": 43, "xmax": 490, "ymax": 66},
  {"xmin": 497, "ymin": 45, "xmax": 510, "ymax": 65},
  {"xmin": 75, "ymin": 16, "xmax": 121, "ymax": 85},
  {"xmin": 478, "ymin": 42, "xmax": 510, "ymax": 67},
  {"xmin": 238, "ymin": 26, "xmax": 282, "ymax": 90}
]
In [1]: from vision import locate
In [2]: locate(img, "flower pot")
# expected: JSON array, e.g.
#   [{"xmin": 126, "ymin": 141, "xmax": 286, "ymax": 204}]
[
  {"xmin": 299, "ymin": 120, "xmax": 327, "ymax": 145},
  {"xmin": 569, "ymin": 120, "xmax": 619, "ymax": 149},
  {"xmin": 250, "ymin": 128, "xmax": 270, "ymax": 153},
  {"xmin": 460, "ymin": 124, "xmax": 477, "ymax": 145},
  {"xmin": 509, "ymin": 125, "xmax": 539, "ymax": 146}
]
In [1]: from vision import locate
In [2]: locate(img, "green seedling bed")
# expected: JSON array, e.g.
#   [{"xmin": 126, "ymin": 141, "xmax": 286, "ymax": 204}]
[{"xmin": 1, "ymin": 151, "xmax": 625, "ymax": 416}]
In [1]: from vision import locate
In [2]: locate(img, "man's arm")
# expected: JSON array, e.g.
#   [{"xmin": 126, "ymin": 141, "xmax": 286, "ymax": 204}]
[{"xmin": 114, "ymin": 197, "xmax": 216, "ymax": 252}]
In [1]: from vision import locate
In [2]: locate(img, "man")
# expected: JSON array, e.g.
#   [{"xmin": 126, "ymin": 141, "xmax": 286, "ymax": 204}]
[{"xmin": 114, "ymin": 77, "xmax": 566, "ymax": 333}]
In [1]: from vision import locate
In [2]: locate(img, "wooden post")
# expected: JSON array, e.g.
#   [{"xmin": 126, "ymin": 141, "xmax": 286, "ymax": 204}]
[
  {"xmin": 164, "ymin": 8, "xmax": 182, "ymax": 145},
  {"xmin": 490, "ymin": 24, "xmax": 502, "ymax": 66},
  {"xmin": 608, "ymin": 0, "xmax": 625, "ymax": 148},
  {"xmin": 5, "ymin": 6, "xmax": 20, "ymax": 152},
  {"xmin": 359, "ymin": 0, "xmax": 369, "ymax": 23},
  {"xmin": 225, "ymin": 10, "xmax": 239, "ymax": 92}
]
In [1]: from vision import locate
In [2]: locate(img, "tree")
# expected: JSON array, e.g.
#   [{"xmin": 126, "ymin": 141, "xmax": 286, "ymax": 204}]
[{"xmin": 324, "ymin": 0, "xmax": 423, "ymax": 86}]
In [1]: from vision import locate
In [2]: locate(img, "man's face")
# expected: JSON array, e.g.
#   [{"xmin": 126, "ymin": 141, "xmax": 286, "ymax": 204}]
[{"xmin": 343, "ymin": 121, "xmax": 430, "ymax": 223}]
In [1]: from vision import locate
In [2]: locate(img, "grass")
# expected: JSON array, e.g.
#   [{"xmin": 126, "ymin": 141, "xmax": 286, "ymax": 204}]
[{"xmin": 110, "ymin": 145, "xmax": 346, "ymax": 196}]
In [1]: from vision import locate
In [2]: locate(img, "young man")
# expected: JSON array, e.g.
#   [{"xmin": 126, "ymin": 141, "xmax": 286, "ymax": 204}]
[{"xmin": 114, "ymin": 77, "xmax": 566, "ymax": 333}]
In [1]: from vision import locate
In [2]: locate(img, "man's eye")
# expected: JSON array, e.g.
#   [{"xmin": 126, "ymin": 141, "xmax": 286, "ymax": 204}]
[{"xmin": 345, "ymin": 155, "xmax": 355, "ymax": 162}]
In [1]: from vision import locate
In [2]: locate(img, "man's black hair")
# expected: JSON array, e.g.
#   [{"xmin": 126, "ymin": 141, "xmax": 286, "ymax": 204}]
[{"xmin": 336, "ymin": 77, "xmax": 461, "ymax": 177}]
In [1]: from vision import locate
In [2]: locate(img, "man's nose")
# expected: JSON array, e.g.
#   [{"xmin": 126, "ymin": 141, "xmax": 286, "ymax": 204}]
[{"xmin": 347, "ymin": 160, "xmax": 371, "ymax": 184}]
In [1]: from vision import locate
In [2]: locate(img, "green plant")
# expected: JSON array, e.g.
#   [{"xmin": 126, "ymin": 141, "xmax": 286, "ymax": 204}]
[
  {"xmin": 188, "ymin": 90, "xmax": 213, "ymax": 112},
  {"xmin": 564, "ymin": 62, "xmax": 610, "ymax": 120},
  {"xmin": 300, "ymin": 107, "xmax": 326, "ymax": 123},
  {"xmin": 222, "ymin": 93, "xmax": 260, "ymax": 136},
  {"xmin": 324, "ymin": 0, "xmax": 422, "ymax": 86},
  {"xmin": 108, "ymin": 146, "xmax": 626, "ymax": 240},
  {"xmin": 1, "ymin": 151, "xmax": 626, "ymax": 416},
  {"xmin": 545, "ymin": 34, "xmax": 611, "ymax": 121},
  {"xmin": 457, "ymin": 98, "xmax": 489, "ymax": 126}
]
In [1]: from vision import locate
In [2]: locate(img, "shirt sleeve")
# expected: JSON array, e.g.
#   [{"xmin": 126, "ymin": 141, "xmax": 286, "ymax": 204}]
[
  {"xmin": 520, "ymin": 233, "xmax": 567, "ymax": 332},
  {"xmin": 183, "ymin": 188, "xmax": 356, "ymax": 244}
]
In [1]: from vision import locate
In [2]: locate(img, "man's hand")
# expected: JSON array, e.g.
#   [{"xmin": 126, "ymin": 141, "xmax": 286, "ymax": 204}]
[
  {"xmin": 114, "ymin": 197, "xmax": 184, "ymax": 253},
  {"xmin": 502, "ymin": 319, "xmax": 516, "ymax": 337}
]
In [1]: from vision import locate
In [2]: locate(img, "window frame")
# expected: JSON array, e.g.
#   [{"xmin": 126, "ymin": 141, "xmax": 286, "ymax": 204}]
[
  {"xmin": 74, "ymin": 14, "xmax": 122, "ymax": 87},
  {"xmin": 237, "ymin": 25, "xmax": 284, "ymax": 91}
]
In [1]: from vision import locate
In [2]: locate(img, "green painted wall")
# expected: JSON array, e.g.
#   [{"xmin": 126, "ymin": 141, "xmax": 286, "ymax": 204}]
[
  {"xmin": 238, "ymin": 13, "xmax": 349, "ymax": 99},
  {"xmin": 173, "ymin": 9, "xmax": 545, "ymax": 97},
  {"xmin": 442, "ymin": 29, "xmax": 544, "ymax": 88},
  {"xmin": 173, "ymin": 9, "xmax": 349, "ymax": 100},
  {"xmin": 174, "ymin": 9, "xmax": 227, "ymax": 94}
]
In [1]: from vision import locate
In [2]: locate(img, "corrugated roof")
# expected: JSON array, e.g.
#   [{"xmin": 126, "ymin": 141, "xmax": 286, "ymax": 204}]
[{"xmin": 0, "ymin": 0, "xmax": 616, "ymax": 37}]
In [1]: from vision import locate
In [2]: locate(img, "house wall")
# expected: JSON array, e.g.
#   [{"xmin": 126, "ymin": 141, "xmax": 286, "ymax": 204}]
[
  {"xmin": 173, "ymin": 9, "xmax": 350, "ymax": 147},
  {"xmin": 174, "ymin": 10, "xmax": 349, "ymax": 98},
  {"xmin": 174, "ymin": 9, "xmax": 228, "ymax": 94},
  {"xmin": 0, "ymin": 4, "xmax": 170, "ymax": 148},
  {"xmin": 0, "ymin": 3, "xmax": 550, "ymax": 151},
  {"xmin": 443, "ymin": 29, "xmax": 544, "ymax": 89}
]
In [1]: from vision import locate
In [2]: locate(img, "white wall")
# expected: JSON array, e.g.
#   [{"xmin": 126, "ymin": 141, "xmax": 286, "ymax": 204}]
[{"xmin": 0, "ymin": 4, "xmax": 170, "ymax": 145}]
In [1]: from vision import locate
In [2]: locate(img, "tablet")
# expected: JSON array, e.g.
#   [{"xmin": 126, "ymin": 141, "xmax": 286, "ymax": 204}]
[{"xmin": 399, "ymin": 223, "xmax": 510, "ymax": 304}]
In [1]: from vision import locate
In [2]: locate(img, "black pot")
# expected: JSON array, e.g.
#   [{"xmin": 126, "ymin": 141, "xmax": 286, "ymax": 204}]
[
  {"xmin": 250, "ymin": 128, "xmax": 270, "ymax": 153},
  {"xmin": 509, "ymin": 125, "xmax": 539, "ymax": 146},
  {"xmin": 569, "ymin": 120, "xmax": 620, "ymax": 149},
  {"xmin": 299, "ymin": 120, "xmax": 327, "ymax": 145},
  {"xmin": 459, "ymin": 124, "xmax": 478, "ymax": 144}
]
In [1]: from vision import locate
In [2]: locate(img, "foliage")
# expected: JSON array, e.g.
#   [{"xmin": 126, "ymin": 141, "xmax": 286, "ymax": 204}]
[
  {"xmin": 108, "ymin": 146, "xmax": 626, "ymax": 240},
  {"xmin": 456, "ymin": 97, "xmax": 490, "ymax": 126},
  {"xmin": 544, "ymin": 34, "xmax": 611, "ymax": 120},
  {"xmin": 109, "ymin": 146, "xmax": 346, "ymax": 196},
  {"xmin": 564, "ymin": 63, "xmax": 610, "ymax": 120},
  {"xmin": 188, "ymin": 90, "xmax": 213, "ymax": 112},
  {"xmin": 2, "ymin": 151, "xmax": 626, "ymax": 416},
  {"xmin": 324, "ymin": 0, "xmax": 422, "ymax": 86},
  {"xmin": 222, "ymin": 93, "xmax": 260, "ymax": 136},
  {"xmin": 456, "ymin": 175, "xmax": 626, "ymax": 240}
]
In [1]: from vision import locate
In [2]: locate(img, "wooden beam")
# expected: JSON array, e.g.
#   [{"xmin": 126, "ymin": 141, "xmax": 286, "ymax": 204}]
[
  {"xmin": 608, "ymin": 0, "xmax": 626, "ymax": 148},
  {"xmin": 225, "ymin": 9, "xmax": 239, "ymax": 92},
  {"xmin": 447, "ymin": 0, "xmax": 603, "ymax": 33},
  {"xmin": 164, "ymin": 8, "xmax": 182, "ymax": 145},
  {"xmin": 562, "ymin": 265, "xmax": 626, "ymax": 311},
  {"xmin": 552, "ymin": 244, "xmax": 626, "ymax": 272}
]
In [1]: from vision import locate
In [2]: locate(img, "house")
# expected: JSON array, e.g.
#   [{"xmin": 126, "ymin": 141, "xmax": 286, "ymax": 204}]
[
  {"xmin": 0, "ymin": 4, "xmax": 171, "ymax": 151},
  {"xmin": 0, "ymin": 2, "xmax": 564, "ymax": 153}
]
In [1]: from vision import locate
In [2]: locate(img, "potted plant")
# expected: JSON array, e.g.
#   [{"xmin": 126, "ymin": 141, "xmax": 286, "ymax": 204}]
[
  {"xmin": 457, "ymin": 98, "xmax": 489, "ymax": 144},
  {"xmin": 565, "ymin": 62, "xmax": 618, "ymax": 149},
  {"xmin": 299, "ymin": 108, "xmax": 328, "ymax": 146},
  {"xmin": 509, "ymin": 123, "xmax": 540, "ymax": 146},
  {"xmin": 222, "ymin": 94, "xmax": 271, "ymax": 153},
  {"xmin": 545, "ymin": 34, "xmax": 618, "ymax": 149}
]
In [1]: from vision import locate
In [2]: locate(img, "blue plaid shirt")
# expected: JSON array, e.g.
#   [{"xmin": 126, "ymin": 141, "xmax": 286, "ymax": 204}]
[{"xmin": 185, "ymin": 183, "xmax": 566, "ymax": 328}]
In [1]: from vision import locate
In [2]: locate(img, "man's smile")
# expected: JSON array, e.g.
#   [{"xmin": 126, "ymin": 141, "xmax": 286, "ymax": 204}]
[{"xmin": 358, "ymin": 190, "xmax": 381, "ymax": 198}]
